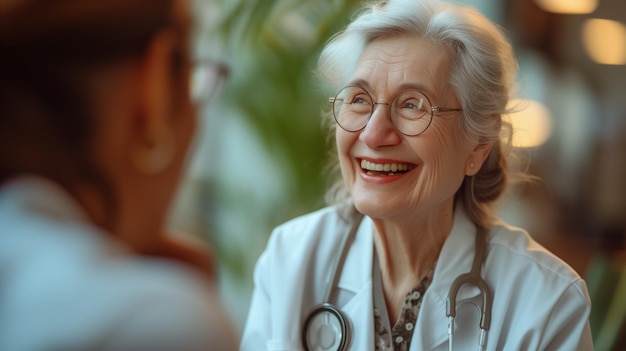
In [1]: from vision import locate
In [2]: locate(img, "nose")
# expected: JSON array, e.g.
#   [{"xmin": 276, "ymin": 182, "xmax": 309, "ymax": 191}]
[{"xmin": 359, "ymin": 103, "xmax": 402, "ymax": 148}]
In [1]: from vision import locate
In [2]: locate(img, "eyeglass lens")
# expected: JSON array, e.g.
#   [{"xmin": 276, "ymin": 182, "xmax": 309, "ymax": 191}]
[
  {"xmin": 332, "ymin": 86, "xmax": 434, "ymax": 136},
  {"xmin": 190, "ymin": 61, "xmax": 228, "ymax": 104}
]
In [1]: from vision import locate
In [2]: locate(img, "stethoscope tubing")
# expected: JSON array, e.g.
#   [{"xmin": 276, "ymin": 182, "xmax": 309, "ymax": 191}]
[
  {"xmin": 302, "ymin": 211, "xmax": 363, "ymax": 351},
  {"xmin": 446, "ymin": 227, "xmax": 492, "ymax": 350},
  {"xmin": 303, "ymin": 212, "xmax": 493, "ymax": 351}
]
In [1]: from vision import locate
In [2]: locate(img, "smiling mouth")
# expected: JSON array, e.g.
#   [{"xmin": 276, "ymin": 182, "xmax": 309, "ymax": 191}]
[{"xmin": 360, "ymin": 159, "xmax": 416, "ymax": 176}]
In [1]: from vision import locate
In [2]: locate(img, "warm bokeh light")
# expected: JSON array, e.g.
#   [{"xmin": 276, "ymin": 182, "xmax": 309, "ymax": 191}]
[
  {"xmin": 534, "ymin": 0, "xmax": 598, "ymax": 14},
  {"xmin": 582, "ymin": 19, "xmax": 626, "ymax": 65},
  {"xmin": 504, "ymin": 100, "xmax": 553, "ymax": 148}
]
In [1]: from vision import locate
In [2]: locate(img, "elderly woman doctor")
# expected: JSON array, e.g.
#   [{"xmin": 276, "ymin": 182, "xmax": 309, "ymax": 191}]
[{"xmin": 241, "ymin": 0, "xmax": 593, "ymax": 350}]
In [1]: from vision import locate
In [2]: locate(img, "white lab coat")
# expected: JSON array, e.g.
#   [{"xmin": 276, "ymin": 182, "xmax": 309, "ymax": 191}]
[
  {"xmin": 0, "ymin": 176, "xmax": 236, "ymax": 351},
  {"xmin": 241, "ymin": 204, "xmax": 593, "ymax": 350}
]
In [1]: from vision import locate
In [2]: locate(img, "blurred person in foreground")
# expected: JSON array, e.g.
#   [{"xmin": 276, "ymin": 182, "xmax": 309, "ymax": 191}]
[
  {"xmin": 0, "ymin": 0, "xmax": 236, "ymax": 349},
  {"xmin": 241, "ymin": 0, "xmax": 593, "ymax": 349}
]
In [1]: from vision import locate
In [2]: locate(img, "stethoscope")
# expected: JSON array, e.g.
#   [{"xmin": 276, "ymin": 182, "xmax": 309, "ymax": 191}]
[{"xmin": 301, "ymin": 212, "xmax": 493, "ymax": 351}]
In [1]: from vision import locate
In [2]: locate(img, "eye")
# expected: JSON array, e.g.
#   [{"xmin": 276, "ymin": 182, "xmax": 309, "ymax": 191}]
[
  {"xmin": 394, "ymin": 92, "xmax": 431, "ymax": 121},
  {"xmin": 401, "ymin": 97, "xmax": 425, "ymax": 111},
  {"xmin": 350, "ymin": 93, "xmax": 370, "ymax": 105}
]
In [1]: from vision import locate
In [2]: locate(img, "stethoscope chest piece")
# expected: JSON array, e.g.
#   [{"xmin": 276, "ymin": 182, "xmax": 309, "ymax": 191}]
[{"xmin": 302, "ymin": 303, "xmax": 351, "ymax": 351}]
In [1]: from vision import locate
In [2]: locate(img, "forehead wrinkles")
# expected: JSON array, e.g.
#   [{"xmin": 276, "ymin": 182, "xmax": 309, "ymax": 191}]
[{"xmin": 351, "ymin": 36, "xmax": 453, "ymax": 98}]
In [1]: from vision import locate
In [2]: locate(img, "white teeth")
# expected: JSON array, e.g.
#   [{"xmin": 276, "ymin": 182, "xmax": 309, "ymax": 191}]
[{"xmin": 360, "ymin": 159, "xmax": 410, "ymax": 172}]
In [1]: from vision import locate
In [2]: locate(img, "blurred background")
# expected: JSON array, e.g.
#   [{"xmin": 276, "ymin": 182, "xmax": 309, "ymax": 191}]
[{"xmin": 170, "ymin": 0, "xmax": 626, "ymax": 349}]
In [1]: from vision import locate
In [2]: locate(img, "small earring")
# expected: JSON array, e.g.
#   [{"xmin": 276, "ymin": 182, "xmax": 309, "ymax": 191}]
[{"xmin": 469, "ymin": 162, "xmax": 475, "ymax": 169}]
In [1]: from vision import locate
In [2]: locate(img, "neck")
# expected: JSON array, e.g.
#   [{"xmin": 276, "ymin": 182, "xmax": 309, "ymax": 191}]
[
  {"xmin": 65, "ymin": 179, "xmax": 111, "ymax": 231},
  {"xmin": 372, "ymin": 201, "xmax": 454, "ymax": 322}
]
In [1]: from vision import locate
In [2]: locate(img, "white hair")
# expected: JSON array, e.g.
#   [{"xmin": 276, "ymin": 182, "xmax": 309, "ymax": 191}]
[{"xmin": 318, "ymin": 0, "xmax": 520, "ymax": 228}]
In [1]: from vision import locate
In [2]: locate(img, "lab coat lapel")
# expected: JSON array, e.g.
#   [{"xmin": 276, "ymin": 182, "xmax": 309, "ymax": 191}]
[
  {"xmin": 330, "ymin": 207, "xmax": 483, "ymax": 350},
  {"xmin": 335, "ymin": 216, "xmax": 375, "ymax": 350},
  {"xmin": 411, "ymin": 204, "xmax": 483, "ymax": 350}
]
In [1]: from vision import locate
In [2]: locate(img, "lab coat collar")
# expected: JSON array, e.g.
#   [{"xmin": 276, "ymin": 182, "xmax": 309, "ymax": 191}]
[
  {"xmin": 334, "ymin": 204, "xmax": 482, "ymax": 350},
  {"xmin": 0, "ymin": 175, "xmax": 90, "ymax": 224},
  {"xmin": 336, "ymin": 215, "xmax": 374, "ymax": 294},
  {"xmin": 412, "ymin": 203, "xmax": 483, "ymax": 350},
  {"xmin": 335, "ymin": 215, "xmax": 376, "ymax": 350},
  {"xmin": 432, "ymin": 202, "xmax": 482, "ymax": 300},
  {"xmin": 335, "ymin": 204, "xmax": 480, "ymax": 300}
]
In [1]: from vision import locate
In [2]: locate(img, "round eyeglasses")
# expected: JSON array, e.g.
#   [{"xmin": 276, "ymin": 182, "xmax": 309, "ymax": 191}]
[
  {"xmin": 190, "ymin": 60, "xmax": 229, "ymax": 104},
  {"xmin": 329, "ymin": 86, "xmax": 462, "ymax": 136}
]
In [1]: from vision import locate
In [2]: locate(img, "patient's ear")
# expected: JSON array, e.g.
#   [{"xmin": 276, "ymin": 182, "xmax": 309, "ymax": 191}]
[
  {"xmin": 128, "ymin": 29, "xmax": 180, "ymax": 174},
  {"xmin": 134, "ymin": 28, "xmax": 181, "ymax": 140}
]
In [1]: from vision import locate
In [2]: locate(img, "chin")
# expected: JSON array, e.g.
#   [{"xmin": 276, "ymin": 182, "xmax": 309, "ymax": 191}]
[{"xmin": 352, "ymin": 192, "xmax": 403, "ymax": 220}]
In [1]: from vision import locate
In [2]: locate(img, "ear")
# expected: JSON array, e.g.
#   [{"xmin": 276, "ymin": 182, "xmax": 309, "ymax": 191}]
[
  {"xmin": 464, "ymin": 115, "xmax": 500, "ymax": 176},
  {"xmin": 128, "ymin": 29, "xmax": 181, "ymax": 174},
  {"xmin": 133, "ymin": 28, "xmax": 180, "ymax": 152}
]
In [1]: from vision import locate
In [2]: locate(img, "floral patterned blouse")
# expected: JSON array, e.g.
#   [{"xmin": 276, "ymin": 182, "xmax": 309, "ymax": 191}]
[{"xmin": 373, "ymin": 254, "xmax": 435, "ymax": 351}]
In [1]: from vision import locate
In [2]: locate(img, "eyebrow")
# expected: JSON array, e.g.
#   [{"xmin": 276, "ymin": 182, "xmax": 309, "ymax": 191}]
[{"xmin": 345, "ymin": 79, "xmax": 436, "ymax": 98}]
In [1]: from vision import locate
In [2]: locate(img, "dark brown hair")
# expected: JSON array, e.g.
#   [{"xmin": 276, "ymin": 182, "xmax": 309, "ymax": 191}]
[{"xmin": 0, "ymin": 0, "xmax": 176, "ymax": 215}]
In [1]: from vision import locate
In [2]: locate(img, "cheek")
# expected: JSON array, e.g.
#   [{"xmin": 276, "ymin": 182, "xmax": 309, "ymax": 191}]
[
  {"xmin": 419, "ymin": 124, "xmax": 469, "ymax": 186},
  {"xmin": 174, "ymin": 97, "xmax": 197, "ymax": 161},
  {"xmin": 185, "ymin": 109, "xmax": 197, "ymax": 146},
  {"xmin": 170, "ymin": 65, "xmax": 197, "ymax": 153}
]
